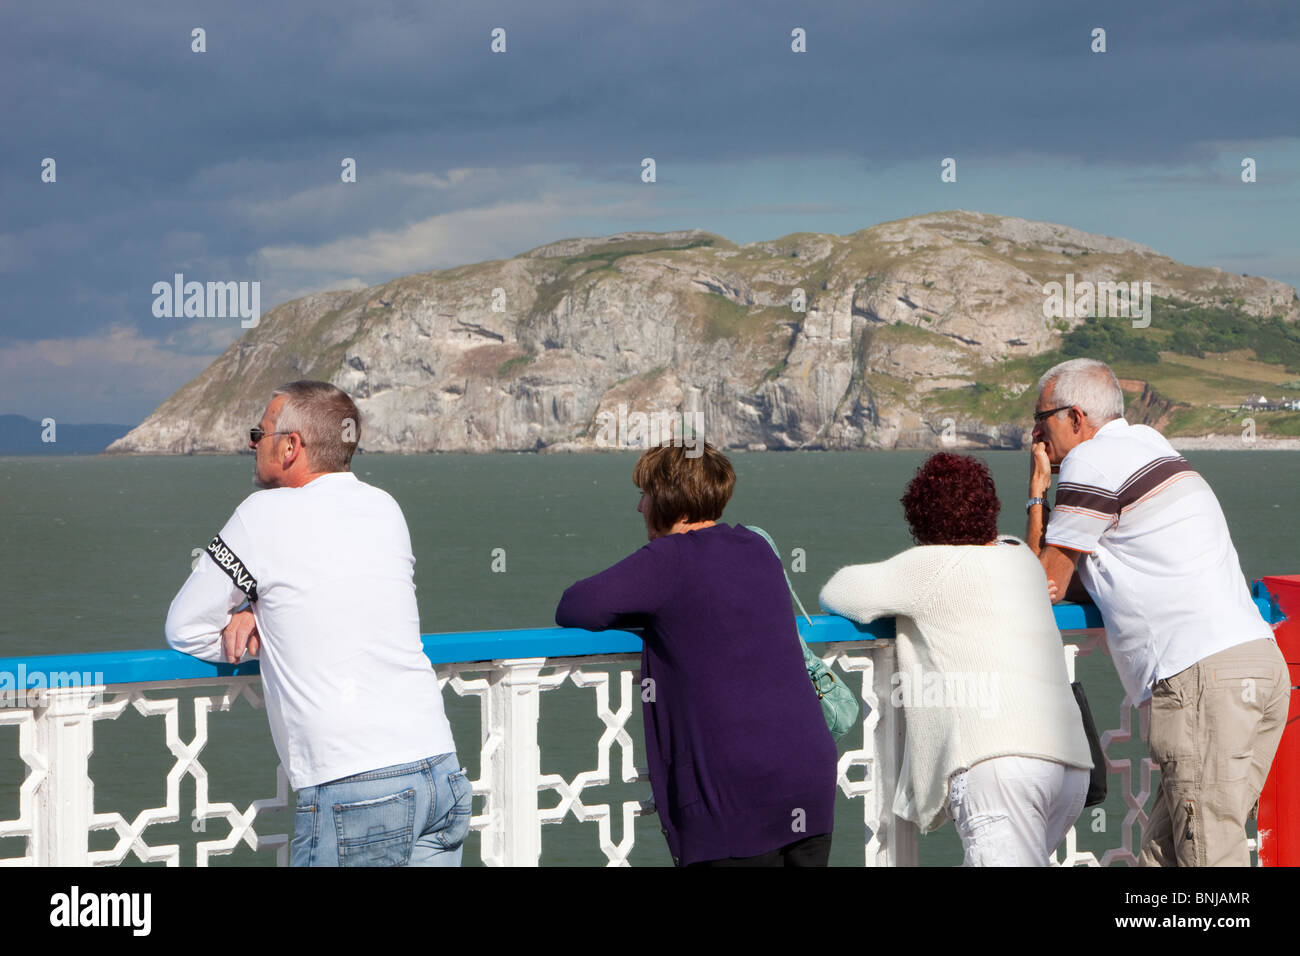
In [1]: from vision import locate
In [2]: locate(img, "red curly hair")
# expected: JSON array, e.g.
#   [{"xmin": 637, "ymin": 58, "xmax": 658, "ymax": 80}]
[{"xmin": 901, "ymin": 453, "xmax": 1000, "ymax": 546}]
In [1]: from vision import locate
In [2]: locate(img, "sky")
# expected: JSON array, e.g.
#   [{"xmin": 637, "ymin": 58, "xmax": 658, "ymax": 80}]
[{"xmin": 1, "ymin": 0, "xmax": 1297, "ymax": 424}]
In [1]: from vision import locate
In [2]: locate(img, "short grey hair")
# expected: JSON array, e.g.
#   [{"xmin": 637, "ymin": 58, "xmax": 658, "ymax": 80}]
[
  {"xmin": 1036, "ymin": 358, "xmax": 1125, "ymax": 424},
  {"xmin": 271, "ymin": 380, "xmax": 361, "ymax": 472}
]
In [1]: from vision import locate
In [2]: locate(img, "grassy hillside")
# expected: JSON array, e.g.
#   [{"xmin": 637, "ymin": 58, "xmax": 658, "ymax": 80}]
[{"xmin": 921, "ymin": 296, "xmax": 1300, "ymax": 436}]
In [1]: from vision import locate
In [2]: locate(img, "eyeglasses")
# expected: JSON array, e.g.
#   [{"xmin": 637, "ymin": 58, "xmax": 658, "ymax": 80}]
[
  {"xmin": 249, "ymin": 427, "xmax": 302, "ymax": 445},
  {"xmin": 1032, "ymin": 405, "xmax": 1073, "ymax": 424}
]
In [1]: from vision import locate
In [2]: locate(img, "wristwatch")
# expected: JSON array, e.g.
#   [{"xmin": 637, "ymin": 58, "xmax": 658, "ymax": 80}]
[{"xmin": 1026, "ymin": 496, "xmax": 1050, "ymax": 513}]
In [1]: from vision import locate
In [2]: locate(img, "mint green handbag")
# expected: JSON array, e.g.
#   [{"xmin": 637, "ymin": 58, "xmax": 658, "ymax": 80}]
[{"xmin": 745, "ymin": 525, "xmax": 860, "ymax": 741}]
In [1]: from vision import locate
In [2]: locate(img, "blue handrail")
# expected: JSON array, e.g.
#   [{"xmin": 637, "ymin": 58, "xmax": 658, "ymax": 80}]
[{"xmin": 0, "ymin": 590, "xmax": 1281, "ymax": 689}]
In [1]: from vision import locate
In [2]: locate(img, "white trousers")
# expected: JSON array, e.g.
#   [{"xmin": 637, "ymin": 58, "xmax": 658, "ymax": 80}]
[{"xmin": 947, "ymin": 755, "xmax": 1089, "ymax": 866}]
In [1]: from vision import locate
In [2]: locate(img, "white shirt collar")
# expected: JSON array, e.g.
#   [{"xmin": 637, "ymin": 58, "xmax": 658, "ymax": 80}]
[{"xmin": 304, "ymin": 471, "xmax": 358, "ymax": 487}]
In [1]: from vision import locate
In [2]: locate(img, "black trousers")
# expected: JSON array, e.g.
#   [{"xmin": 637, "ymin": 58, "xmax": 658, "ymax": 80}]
[{"xmin": 687, "ymin": 832, "xmax": 832, "ymax": 867}]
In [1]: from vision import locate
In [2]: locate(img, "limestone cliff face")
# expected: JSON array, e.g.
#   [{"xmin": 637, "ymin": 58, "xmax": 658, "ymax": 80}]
[{"xmin": 109, "ymin": 211, "xmax": 1299, "ymax": 454}]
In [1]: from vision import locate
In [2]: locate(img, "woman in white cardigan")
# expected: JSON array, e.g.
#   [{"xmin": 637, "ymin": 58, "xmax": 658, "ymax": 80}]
[{"xmin": 820, "ymin": 452, "xmax": 1091, "ymax": 866}]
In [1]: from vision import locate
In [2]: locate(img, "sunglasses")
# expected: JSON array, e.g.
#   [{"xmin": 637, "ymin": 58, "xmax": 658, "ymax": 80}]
[
  {"xmin": 249, "ymin": 427, "xmax": 302, "ymax": 445},
  {"xmin": 1032, "ymin": 405, "xmax": 1073, "ymax": 424}
]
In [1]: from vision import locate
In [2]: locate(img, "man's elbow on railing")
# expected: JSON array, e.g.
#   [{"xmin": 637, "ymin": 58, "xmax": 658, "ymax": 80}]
[{"xmin": 163, "ymin": 603, "xmax": 228, "ymax": 664}]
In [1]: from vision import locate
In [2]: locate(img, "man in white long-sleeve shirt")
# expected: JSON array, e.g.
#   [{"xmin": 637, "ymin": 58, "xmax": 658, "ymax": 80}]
[{"xmin": 165, "ymin": 380, "xmax": 467, "ymax": 867}]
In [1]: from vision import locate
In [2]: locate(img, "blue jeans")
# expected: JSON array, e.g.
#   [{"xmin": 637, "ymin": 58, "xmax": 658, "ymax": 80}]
[{"xmin": 291, "ymin": 753, "xmax": 472, "ymax": 867}]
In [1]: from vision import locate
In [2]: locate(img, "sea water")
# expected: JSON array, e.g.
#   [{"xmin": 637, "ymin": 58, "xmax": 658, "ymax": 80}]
[{"xmin": 1, "ymin": 451, "xmax": 1295, "ymax": 865}]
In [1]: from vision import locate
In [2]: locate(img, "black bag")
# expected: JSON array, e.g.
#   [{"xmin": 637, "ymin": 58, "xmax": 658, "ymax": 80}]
[{"xmin": 1071, "ymin": 681, "xmax": 1107, "ymax": 807}]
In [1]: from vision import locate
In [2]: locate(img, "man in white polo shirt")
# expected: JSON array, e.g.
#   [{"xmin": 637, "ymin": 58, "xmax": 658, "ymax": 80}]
[
  {"xmin": 1024, "ymin": 358, "xmax": 1288, "ymax": 866},
  {"xmin": 165, "ymin": 381, "xmax": 467, "ymax": 867}
]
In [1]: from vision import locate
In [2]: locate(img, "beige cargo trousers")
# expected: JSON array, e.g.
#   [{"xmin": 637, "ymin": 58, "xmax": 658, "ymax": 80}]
[{"xmin": 1139, "ymin": 637, "xmax": 1290, "ymax": 867}]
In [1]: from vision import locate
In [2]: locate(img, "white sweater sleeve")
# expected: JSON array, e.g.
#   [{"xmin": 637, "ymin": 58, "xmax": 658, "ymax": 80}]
[{"xmin": 819, "ymin": 547, "xmax": 956, "ymax": 624}]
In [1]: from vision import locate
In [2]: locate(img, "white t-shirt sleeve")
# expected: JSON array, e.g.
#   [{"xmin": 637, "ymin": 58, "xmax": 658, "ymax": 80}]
[
  {"xmin": 164, "ymin": 510, "xmax": 259, "ymax": 663},
  {"xmin": 1046, "ymin": 453, "xmax": 1117, "ymax": 555}
]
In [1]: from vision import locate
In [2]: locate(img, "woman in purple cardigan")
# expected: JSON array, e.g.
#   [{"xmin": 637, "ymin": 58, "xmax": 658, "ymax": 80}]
[{"xmin": 555, "ymin": 443, "xmax": 838, "ymax": 866}]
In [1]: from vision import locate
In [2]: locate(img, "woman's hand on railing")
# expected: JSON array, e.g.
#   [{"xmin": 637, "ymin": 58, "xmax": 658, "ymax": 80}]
[{"xmin": 221, "ymin": 611, "xmax": 260, "ymax": 663}]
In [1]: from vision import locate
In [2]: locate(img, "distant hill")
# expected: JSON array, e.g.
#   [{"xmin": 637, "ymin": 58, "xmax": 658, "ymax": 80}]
[
  {"xmin": 0, "ymin": 415, "xmax": 133, "ymax": 455},
  {"xmin": 108, "ymin": 210, "xmax": 1300, "ymax": 453}
]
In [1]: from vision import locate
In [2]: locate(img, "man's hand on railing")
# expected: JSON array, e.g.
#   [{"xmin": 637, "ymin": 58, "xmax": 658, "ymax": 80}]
[{"xmin": 221, "ymin": 610, "xmax": 260, "ymax": 663}]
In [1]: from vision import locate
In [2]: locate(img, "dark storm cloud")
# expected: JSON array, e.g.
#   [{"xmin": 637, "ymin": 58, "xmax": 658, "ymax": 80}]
[
  {"xmin": 4, "ymin": 0, "xmax": 1293, "ymax": 204},
  {"xmin": 0, "ymin": 0, "xmax": 1294, "ymax": 419}
]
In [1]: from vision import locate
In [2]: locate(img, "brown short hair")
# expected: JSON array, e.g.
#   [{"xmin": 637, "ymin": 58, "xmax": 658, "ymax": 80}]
[
  {"xmin": 271, "ymin": 380, "xmax": 361, "ymax": 472},
  {"xmin": 633, "ymin": 442, "xmax": 736, "ymax": 535}
]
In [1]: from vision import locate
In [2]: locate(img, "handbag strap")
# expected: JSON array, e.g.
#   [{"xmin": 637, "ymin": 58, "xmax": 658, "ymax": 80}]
[{"xmin": 745, "ymin": 525, "xmax": 814, "ymax": 627}]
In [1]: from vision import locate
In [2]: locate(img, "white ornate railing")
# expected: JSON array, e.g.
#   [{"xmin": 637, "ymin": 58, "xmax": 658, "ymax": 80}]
[
  {"xmin": 443, "ymin": 638, "xmax": 909, "ymax": 867},
  {"xmin": 1058, "ymin": 632, "xmax": 1150, "ymax": 866},
  {"xmin": 0, "ymin": 592, "xmax": 1284, "ymax": 867}
]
